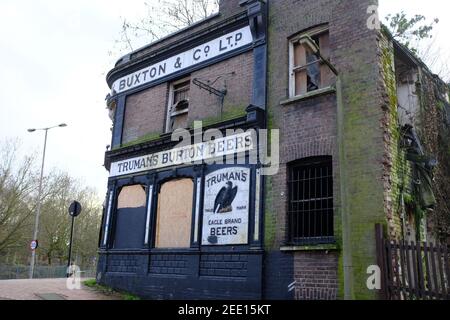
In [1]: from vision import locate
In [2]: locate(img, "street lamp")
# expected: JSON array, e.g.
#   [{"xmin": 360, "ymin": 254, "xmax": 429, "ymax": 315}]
[{"xmin": 28, "ymin": 123, "xmax": 68, "ymax": 279}]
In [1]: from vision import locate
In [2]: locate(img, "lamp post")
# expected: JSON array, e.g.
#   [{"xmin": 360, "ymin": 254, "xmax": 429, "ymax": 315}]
[{"xmin": 28, "ymin": 123, "xmax": 67, "ymax": 279}]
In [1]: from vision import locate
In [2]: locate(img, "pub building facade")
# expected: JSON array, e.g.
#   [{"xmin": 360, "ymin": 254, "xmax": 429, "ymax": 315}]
[{"xmin": 98, "ymin": 0, "xmax": 450, "ymax": 300}]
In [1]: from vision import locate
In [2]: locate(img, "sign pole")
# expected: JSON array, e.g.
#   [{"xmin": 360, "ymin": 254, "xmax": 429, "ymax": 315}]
[
  {"xmin": 67, "ymin": 200, "xmax": 82, "ymax": 277},
  {"xmin": 67, "ymin": 215, "xmax": 75, "ymax": 277}
]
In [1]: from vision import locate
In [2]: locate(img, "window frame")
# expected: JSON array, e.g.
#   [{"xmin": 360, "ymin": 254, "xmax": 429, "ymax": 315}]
[
  {"xmin": 110, "ymin": 177, "xmax": 149, "ymax": 250},
  {"xmin": 165, "ymin": 77, "xmax": 191, "ymax": 133},
  {"xmin": 289, "ymin": 26, "xmax": 331, "ymax": 98},
  {"xmin": 153, "ymin": 177, "xmax": 195, "ymax": 249},
  {"xmin": 286, "ymin": 156, "xmax": 335, "ymax": 246}
]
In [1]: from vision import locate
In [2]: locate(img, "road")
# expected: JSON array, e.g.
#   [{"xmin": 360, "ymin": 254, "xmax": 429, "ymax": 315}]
[{"xmin": 0, "ymin": 278, "xmax": 122, "ymax": 300}]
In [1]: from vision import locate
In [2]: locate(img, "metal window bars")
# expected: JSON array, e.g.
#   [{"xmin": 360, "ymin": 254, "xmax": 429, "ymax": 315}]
[{"xmin": 287, "ymin": 157, "xmax": 334, "ymax": 245}]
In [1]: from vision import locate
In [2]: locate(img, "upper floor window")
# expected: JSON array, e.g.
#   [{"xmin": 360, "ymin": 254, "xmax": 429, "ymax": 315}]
[
  {"xmin": 289, "ymin": 28, "xmax": 333, "ymax": 97},
  {"xmin": 287, "ymin": 157, "xmax": 334, "ymax": 245},
  {"xmin": 166, "ymin": 77, "xmax": 190, "ymax": 132}
]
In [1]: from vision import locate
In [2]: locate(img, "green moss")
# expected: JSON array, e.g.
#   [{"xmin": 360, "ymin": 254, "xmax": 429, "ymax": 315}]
[
  {"xmin": 113, "ymin": 132, "xmax": 162, "ymax": 150},
  {"xmin": 191, "ymin": 105, "xmax": 247, "ymax": 128},
  {"xmin": 263, "ymin": 175, "xmax": 276, "ymax": 251},
  {"xmin": 403, "ymin": 192, "xmax": 414, "ymax": 206},
  {"xmin": 83, "ymin": 279, "xmax": 141, "ymax": 300},
  {"xmin": 337, "ymin": 253, "xmax": 346, "ymax": 300},
  {"xmin": 334, "ymin": 38, "xmax": 396, "ymax": 300},
  {"xmin": 83, "ymin": 279, "xmax": 96, "ymax": 287}
]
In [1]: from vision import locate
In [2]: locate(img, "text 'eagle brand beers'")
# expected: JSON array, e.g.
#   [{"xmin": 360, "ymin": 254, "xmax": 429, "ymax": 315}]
[{"xmin": 202, "ymin": 167, "xmax": 250, "ymax": 245}]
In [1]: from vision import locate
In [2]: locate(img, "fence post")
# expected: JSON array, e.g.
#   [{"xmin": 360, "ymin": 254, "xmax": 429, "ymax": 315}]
[{"xmin": 375, "ymin": 224, "xmax": 388, "ymax": 300}]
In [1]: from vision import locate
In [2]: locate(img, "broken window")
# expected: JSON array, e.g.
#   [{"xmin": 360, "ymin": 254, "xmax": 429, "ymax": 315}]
[
  {"xmin": 155, "ymin": 178, "xmax": 194, "ymax": 248},
  {"xmin": 290, "ymin": 29, "xmax": 333, "ymax": 97},
  {"xmin": 287, "ymin": 157, "xmax": 334, "ymax": 245},
  {"xmin": 114, "ymin": 184, "xmax": 147, "ymax": 249},
  {"xmin": 394, "ymin": 51, "xmax": 420, "ymax": 126},
  {"xmin": 166, "ymin": 78, "xmax": 190, "ymax": 132}
]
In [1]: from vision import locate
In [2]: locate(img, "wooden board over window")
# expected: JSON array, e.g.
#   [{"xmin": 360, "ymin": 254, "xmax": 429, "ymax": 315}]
[
  {"xmin": 155, "ymin": 178, "xmax": 194, "ymax": 248},
  {"xmin": 117, "ymin": 185, "xmax": 147, "ymax": 209}
]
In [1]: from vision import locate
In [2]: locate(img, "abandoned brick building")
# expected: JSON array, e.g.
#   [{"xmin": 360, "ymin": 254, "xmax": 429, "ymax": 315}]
[{"xmin": 97, "ymin": 0, "xmax": 450, "ymax": 300}]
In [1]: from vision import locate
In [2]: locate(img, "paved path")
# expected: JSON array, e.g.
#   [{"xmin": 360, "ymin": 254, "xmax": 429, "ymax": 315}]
[{"xmin": 0, "ymin": 278, "xmax": 122, "ymax": 300}]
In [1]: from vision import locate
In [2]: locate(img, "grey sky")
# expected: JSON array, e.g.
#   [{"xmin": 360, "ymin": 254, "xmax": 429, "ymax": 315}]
[{"xmin": 0, "ymin": 0, "xmax": 448, "ymax": 197}]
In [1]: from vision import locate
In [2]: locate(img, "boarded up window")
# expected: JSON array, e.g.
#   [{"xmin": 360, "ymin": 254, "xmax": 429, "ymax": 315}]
[
  {"xmin": 114, "ymin": 184, "xmax": 147, "ymax": 249},
  {"xmin": 155, "ymin": 178, "xmax": 194, "ymax": 248},
  {"xmin": 291, "ymin": 31, "xmax": 333, "ymax": 97},
  {"xmin": 117, "ymin": 185, "xmax": 147, "ymax": 209}
]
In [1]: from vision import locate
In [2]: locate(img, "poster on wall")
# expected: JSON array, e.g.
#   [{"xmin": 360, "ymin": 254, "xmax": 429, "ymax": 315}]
[{"xmin": 202, "ymin": 167, "xmax": 250, "ymax": 246}]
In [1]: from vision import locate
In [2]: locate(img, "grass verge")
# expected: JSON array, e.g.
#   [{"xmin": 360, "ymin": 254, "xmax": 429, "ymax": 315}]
[{"xmin": 83, "ymin": 279, "xmax": 141, "ymax": 300}]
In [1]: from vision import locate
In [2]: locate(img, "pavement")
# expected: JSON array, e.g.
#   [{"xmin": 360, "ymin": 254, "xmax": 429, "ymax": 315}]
[{"xmin": 0, "ymin": 278, "xmax": 122, "ymax": 300}]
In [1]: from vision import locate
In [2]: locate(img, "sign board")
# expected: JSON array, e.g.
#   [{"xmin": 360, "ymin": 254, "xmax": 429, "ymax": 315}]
[
  {"xmin": 30, "ymin": 240, "xmax": 38, "ymax": 251},
  {"xmin": 69, "ymin": 201, "xmax": 82, "ymax": 217},
  {"xmin": 202, "ymin": 167, "xmax": 250, "ymax": 245},
  {"xmin": 109, "ymin": 132, "xmax": 253, "ymax": 178},
  {"xmin": 112, "ymin": 26, "xmax": 253, "ymax": 95}
]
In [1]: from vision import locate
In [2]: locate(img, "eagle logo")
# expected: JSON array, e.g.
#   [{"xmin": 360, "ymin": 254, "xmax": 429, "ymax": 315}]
[{"xmin": 213, "ymin": 181, "xmax": 238, "ymax": 214}]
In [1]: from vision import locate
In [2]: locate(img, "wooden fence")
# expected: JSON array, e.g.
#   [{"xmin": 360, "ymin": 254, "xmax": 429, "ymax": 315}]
[{"xmin": 376, "ymin": 224, "xmax": 450, "ymax": 300}]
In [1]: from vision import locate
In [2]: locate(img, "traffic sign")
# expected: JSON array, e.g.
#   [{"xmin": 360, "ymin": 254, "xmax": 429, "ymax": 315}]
[
  {"xmin": 30, "ymin": 240, "xmax": 38, "ymax": 251},
  {"xmin": 68, "ymin": 201, "xmax": 82, "ymax": 217}
]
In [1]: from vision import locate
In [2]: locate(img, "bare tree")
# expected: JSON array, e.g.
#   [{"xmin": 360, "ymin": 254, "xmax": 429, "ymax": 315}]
[
  {"xmin": 111, "ymin": 0, "xmax": 219, "ymax": 55},
  {"xmin": 38, "ymin": 172, "xmax": 102, "ymax": 267},
  {"xmin": 385, "ymin": 11, "xmax": 449, "ymax": 81},
  {"xmin": 0, "ymin": 139, "xmax": 103, "ymax": 270},
  {"xmin": 0, "ymin": 139, "xmax": 38, "ymax": 256}
]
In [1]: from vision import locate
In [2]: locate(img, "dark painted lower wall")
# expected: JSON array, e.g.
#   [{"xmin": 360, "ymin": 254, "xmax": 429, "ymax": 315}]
[
  {"xmin": 97, "ymin": 249, "xmax": 339, "ymax": 300},
  {"xmin": 263, "ymin": 251, "xmax": 295, "ymax": 300},
  {"xmin": 97, "ymin": 250, "xmax": 263, "ymax": 300}
]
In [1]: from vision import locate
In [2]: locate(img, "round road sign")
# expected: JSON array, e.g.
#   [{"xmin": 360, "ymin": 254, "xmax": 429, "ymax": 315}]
[
  {"xmin": 30, "ymin": 240, "xmax": 38, "ymax": 251},
  {"xmin": 69, "ymin": 201, "xmax": 82, "ymax": 217}
]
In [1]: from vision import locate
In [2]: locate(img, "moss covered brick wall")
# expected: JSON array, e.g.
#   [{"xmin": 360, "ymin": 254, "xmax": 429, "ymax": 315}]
[
  {"xmin": 379, "ymin": 33, "xmax": 409, "ymax": 241},
  {"xmin": 264, "ymin": 0, "xmax": 400, "ymax": 300}
]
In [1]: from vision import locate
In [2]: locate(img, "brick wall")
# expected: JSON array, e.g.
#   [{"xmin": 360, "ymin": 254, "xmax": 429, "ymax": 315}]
[
  {"xmin": 266, "ymin": 0, "xmax": 386, "ymax": 300},
  {"xmin": 265, "ymin": 0, "xmax": 339, "ymax": 300},
  {"xmin": 329, "ymin": 0, "xmax": 386, "ymax": 299},
  {"xmin": 219, "ymin": 0, "xmax": 246, "ymax": 18},
  {"xmin": 189, "ymin": 51, "xmax": 254, "ymax": 124},
  {"xmin": 294, "ymin": 251, "xmax": 339, "ymax": 300},
  {"xmin": 122, "ymin": 83, "xmax": 168, "ymax": 144},
  {"xmin": 121, "ymin": 52, "xmax": 254, "ymax": 145},
  {"xmin": 379, "ymin": 33, "xmax": 405, "ymax": 241},
  {"xmin": 268, "ymin": 94, "xmax": 338, "ymax": 247}
]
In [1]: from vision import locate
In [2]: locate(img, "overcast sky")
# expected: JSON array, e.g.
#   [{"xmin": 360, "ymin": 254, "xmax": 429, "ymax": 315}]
[{"xmin": 0, "ymin": 0, "xmax": 449, "ymax": 197}]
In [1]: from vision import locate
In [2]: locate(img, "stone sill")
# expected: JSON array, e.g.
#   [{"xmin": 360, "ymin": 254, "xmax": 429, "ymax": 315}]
[
  {"xmin": 280, "ymin": 86, "xmax": 336, "ymax": 106},
  {"xmin": 280, "ymin": 243, "xmax": 339, "ymax": 252}
]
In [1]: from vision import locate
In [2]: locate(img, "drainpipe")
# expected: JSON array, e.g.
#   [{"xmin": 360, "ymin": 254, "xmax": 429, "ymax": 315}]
[
  {"xmin": 297, "ymin": 35, "xmax": 355, "ymax": 299},
  {"xmin": 336, "ymin": 76, "xmax": 354, "ymax": 300}
]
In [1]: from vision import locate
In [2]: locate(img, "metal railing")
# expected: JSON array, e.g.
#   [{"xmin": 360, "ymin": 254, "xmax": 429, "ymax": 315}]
[{"xmin": 0, "ymin": 265, "xmax": 96, "ymax": 280}]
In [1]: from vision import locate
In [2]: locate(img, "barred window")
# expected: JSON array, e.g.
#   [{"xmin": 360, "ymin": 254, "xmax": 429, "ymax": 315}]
[{"xmin": 287, "ymin": 157, "xmax": 334, "ymax": 245}]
